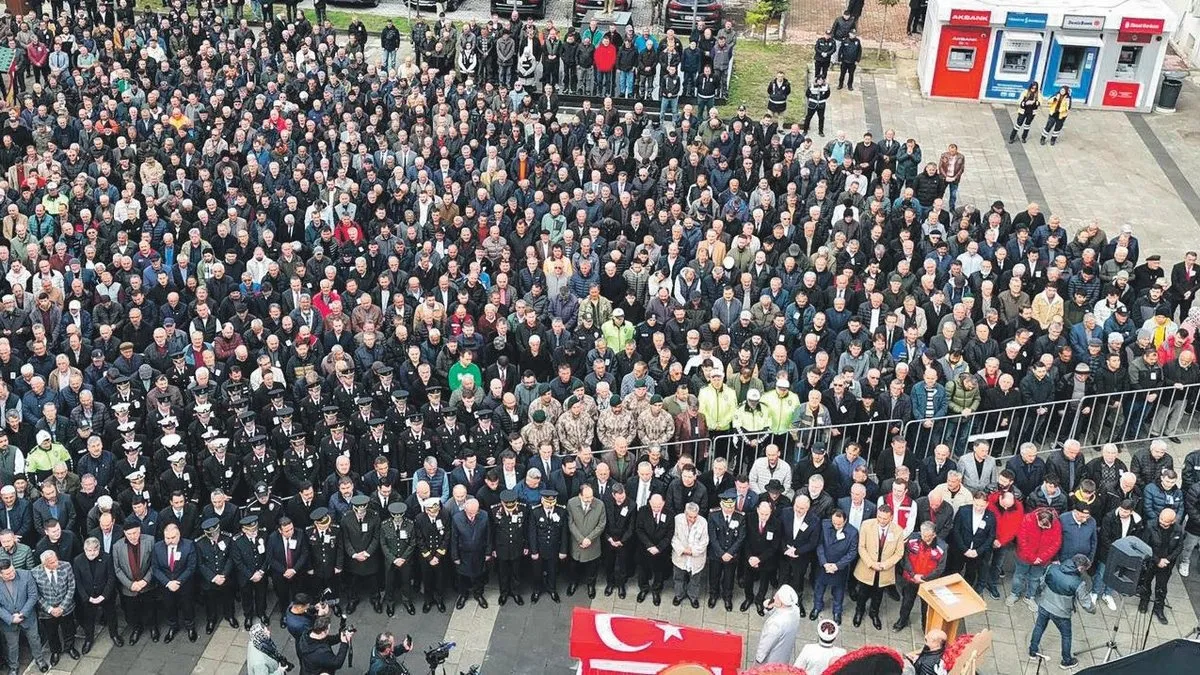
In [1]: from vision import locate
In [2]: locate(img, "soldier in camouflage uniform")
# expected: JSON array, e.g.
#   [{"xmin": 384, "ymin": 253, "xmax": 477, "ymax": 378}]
[
  {"xmin": 568, "ymin": 383, "xmax": 598, "ymax": 419},
  {"xmin": 597, "ymin": 396, "xmax": 637, "ymax": 451},
  {"xmin": 625, "ymin": 379, "xmax": 653, "ymax": 418},
  {"xmin": 522, "ymin": 409, "xmax": 559, "ymax": 453},
  {"xmin": 556, "ymin": 397, "xmax": 596, "ymax": 452},
  {"xmin": 527, "ymin": 385, "xmax": 563, "ymax": 425},
  {"xmin": 637, "ymin": 396, "xmax": 675, "ymax": 448}
]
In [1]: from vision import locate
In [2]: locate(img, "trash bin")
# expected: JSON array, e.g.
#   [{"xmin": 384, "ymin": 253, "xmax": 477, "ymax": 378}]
[{"xmin": 1158, "ymin": 77, "xmax": 1183, "ymax": 110}]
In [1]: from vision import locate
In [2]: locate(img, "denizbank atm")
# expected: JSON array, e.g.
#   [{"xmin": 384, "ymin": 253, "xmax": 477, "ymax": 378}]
[{"xmin": 1045, "ymin": 14, "xmax": 1105, "ymax": 100}]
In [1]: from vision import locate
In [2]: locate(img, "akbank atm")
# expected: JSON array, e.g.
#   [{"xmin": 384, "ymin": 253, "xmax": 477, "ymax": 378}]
[{"xmin": 1044, "ymin": 27, "xmax": 1104, "ymax": 100}]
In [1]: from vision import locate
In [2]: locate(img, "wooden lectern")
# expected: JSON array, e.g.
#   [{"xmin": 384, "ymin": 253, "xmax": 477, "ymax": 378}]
[{"xmin": 917, "ymin": 574, "xmax": 987, "ymax": 643}]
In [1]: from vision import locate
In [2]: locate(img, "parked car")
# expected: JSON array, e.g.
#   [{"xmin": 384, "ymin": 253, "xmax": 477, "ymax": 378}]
[
  {"xmin": 571, "ymin": 0, "xmax": 631, "ymax": 25},
  {"xmin": 492, "ymin": 0, "xmax": 546, "ymax": 19},
  {"xmin": 327, "ymin": 0, "xmax": 382, "ymax": 7},
  {"xmin": 664, "ymin": 0, "xmax": 722, "ymax": 32}
]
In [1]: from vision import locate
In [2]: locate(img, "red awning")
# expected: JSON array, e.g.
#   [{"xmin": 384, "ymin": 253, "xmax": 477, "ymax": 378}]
[{"xmin": 568, "ymin": 607, "xmax": 745, "ymax": 675}]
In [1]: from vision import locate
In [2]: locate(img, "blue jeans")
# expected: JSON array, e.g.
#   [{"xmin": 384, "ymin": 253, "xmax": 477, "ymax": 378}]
[
  {"xmin": 946, "ymin": 181, "xmax": 959, "ymax": 211},
  {"xmin": 660, "ymin": 97, "xmax": 679, "ymax": 125},
  {"xmin": 382, "ymin": 49, "xmax": 398, "ymax": 73},
  {"xmin": 813, "ymin": 571, "xmax": 847, "ymax": 615},
  {"xmin": 984, "ymin": 544, "xmax": 1010, "ymax": 590},
  {"xmin": 1091, "ymin": 561, "xmax": 1109, "ymax": 597},
  {"xmin": 1010, "ymin": 560, "xmax": 1046, "ymax": 599},
  {"xmin": 617, "ymin": 70, "xmax": 634, "ymax": 97},
  {"xmin": 1029, "ymin": 607, "xmax": 1074, "ymax": 665}
]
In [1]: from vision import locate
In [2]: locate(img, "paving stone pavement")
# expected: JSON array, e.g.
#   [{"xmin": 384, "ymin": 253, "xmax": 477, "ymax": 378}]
[{"xmin": 24, "ymin": 60, "xmax": 1200, "ymax": 675}]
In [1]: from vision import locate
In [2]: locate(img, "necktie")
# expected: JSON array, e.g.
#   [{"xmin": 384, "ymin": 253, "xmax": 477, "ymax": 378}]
[
  {"xmin": 285, "ymin": 541, "xmax": 293, "ymax": 568},
  {"xmin": 168, "ymin": 547, "xmax": 175, "ymax": 572},
  {"xmin": 759, "ymin": 521, "xmax": 765, "ymax": 535},
  {"xmin": 737, "ymin": 494, "xmax": 745, "ymax": 511}
]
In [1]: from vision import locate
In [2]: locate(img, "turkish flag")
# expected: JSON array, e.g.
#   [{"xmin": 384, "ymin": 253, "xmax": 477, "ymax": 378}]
[{"xmin": 568, "ymin": 607, "xmax": 744, "ymax": 675}]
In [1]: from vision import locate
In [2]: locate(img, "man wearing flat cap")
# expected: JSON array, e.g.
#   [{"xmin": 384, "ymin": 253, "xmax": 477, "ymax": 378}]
[
  {"xmin": 529, "ymin": 489, "xmax": 569, "ymax": 603},
  {"xmin": 230, "ymin": 515, "xmax": 270, "ymax": 629},
  {"xmin": 112, "ymin": 515, "xmax": 158, "ymax": 644},
  {"xmin": 340, "ymin": 494, "xmax": 382, "ymax": 614}
]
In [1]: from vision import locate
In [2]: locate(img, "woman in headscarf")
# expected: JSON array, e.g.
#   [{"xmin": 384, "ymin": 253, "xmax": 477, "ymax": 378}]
[
  {"xmin": 246, "ymin": 621, "xmax": 292, "ymax": 675},
  {"xmin": 754, "ymin": 584, "xmax": 802, "ymax": 665}
]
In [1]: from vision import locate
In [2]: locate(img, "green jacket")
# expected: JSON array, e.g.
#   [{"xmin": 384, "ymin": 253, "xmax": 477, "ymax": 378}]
[{"xmin": 945, "ymin": 378, "xmax": 980, "ymax": 414}]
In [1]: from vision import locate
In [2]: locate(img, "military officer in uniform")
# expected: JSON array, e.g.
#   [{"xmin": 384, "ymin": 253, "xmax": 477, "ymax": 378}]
[
  {"xmin": 602, "ymin": 483, "xmax": 635, "ymax": 598},
  {"xmin": 707, "ymin": 490, "xmax": 746, "ymax": 610},
  {"xmin": 528, "ymin": 489, "xmax": 569, "ymax": 603},
  {"xmin": 201, "ymin": 438, "xmax": 242, "ymax": 498},
  {"xmin": 305, "ymin": 507, "xmax": 344, "ymax": 599},
  {"xmin": 282, "ymin": 432, "xmax": 321, "ymax": 496},
  {"xmin": 340, "ymin": 494, "xmax": 382, "ymax": 614},
  {"xmin": 490, "ymin": 490, "xmax": 527, "ymax": 606},
  {"xmin": 415, "ymin": 498, "xmax": 450, "ymax": 613},
  {"xmin": 231, "ymin": 515, "xmax": 271, "ymax": 629},
  {"xmin": 380, "ymin": 502, "xmax": 416, "ymax": 616},
  {"xmin": 157, "ymin": 451, "xmax": 199, "ymax": 502},
  {"xmin": 471, "ymin": 410, "xmax": 504, "ymax": 467},
  {"xmin": 195, "ymin": 517, "xmax": 238, "ymax": 633}
]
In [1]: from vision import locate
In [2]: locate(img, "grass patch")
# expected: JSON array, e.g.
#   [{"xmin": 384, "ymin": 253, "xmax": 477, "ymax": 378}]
[
  {"xmin": 720, "ymin": 39, "xmax": 804, "ymax": 117},
  {"xmin": 134, "ymin": 0, "xmax": 408, "ymax": 33}
]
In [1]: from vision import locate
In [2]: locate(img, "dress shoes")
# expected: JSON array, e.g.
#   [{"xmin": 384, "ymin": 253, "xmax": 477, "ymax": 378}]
[
  {"xmin": 81, "ymin": 640, "xmax": 93, "ymax": 655},
  {"xmin": 243, "ymin": 617, "xmax": 253, "ymax": 630},
  {"xmin": 150, "ymin": 628, "xmax": 160, "ymax": 642},
  {"xmin": 386, "ymin": 604, "xmax": 396, "ymax": 617},
  {"xmin": 499, "ymin": 595, "xmax": 508, "ymax": 606},
  {"xmin": 406, "ymin": 602, "xmax": 417, "ymax": 615},
  {"xmin": 164, "ymin": 628, "xmax": 177, "ymax": 643},
  {"xmin": 66, "ymin": 647, "xmax": 80, "ymax": 660},
  {"xmin": 673, "ymin": 596, "xmax": 684, "ymax": 606},
  {"xmin": 550, "ymin": 592, "xmax": 561, "ymax": 603},
  {"xmin": 755, "ymin": 604, "xmax": 765, "ymax": 616},
  {"xmin": 617, "ymin": 587, "xmax": 626, "ymax": 599},
  {"xmin": 436, "ymin": 600, "xmax": 446, "ymax": 613},
  {"xmin": 724, "ymin": 599, "xmax": 734, "ymax": 611},
  {"xmin": 566, "ymin": 584, "xmax": 577, "ymax": 596},
  {"xmin": 637, "ymin": 591, "xmax": 649, "ymax": 603},
  {"xmin": 48, "ymin": 653, "xmax": 59, "ymax": 667},
  {"xmin": 740, "ymin": 598, "xmax": 753, "ymax": 612},
  {"xmin": 513, "ymin": 595, "xmax": 525, "ymax": 606},
  {"xmin": 422, "ymin": 602, "xmax": 433, "ymax": 613},
  {"xmin": 129, "ymin": 629, "xmax": 143, "ymax": 645},
  {"xmin": 871, "ymin": 615, "xmax": 883, "ymax": 630},
  {"xmin": 708, "ymin": 597, "xmax": 718, "ymax": 609},
  {"xmin": 475, "ymin": 594, "xmax": 488, "ymax": 609},
  {"xmin": 604, "ymin": 584, "xmax": 614, "ymax": 596},
  {"xmin": 372, "ymin": 598, "xmax": 384, "ymax": 614},
  {"xmin": 227, "ymin": 617, "xmax": 240, "ymax": 629},
  {"xmin": 587, "ymin": 585, "xmax": 596, "ymax": 599},
  {"xmin": 892, "ymin": 620, "xmax": 908, "ymax": 632},
  {"xmin": 456, "ymin": 595, "xmax": 468, "ymax": 610},
  {"xmin": 652, "ymin": 592, "xmax": 661, "ymax": 606},
  {"xmin": 852, "ymin": 612, "xmax": 863, "ymax": 628},
  {"xmin": 205, "ymin": 620, "xmax": 217, "ymax": 635},
  {"xmin": 808, "ymin": 608, "xmax": 819, "ymax": 621},
  {"xmin": 690, "ymin": 599, "xmax": 700, "ymax": 609},
  {"xmin": 34, "ymin": 661, "xmax": 48, "ymax": 673},
  {"xmin": 111, "ymin": 634, "xmax": 125, "ymax": 647},
  {"xmin": 833, "ymin": 612, "xmax": 843, "ymax": 625},
  {"xmin": 531, "ymin": 592, "xmax": 541, "ymax": 604},
  {"xmin": 188, "ymin": 628, "xmax": 198, "ymax": 642}
]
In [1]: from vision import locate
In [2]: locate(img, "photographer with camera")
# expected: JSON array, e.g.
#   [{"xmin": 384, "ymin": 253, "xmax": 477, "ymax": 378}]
[
  {"xmin": 367, "ymin": 631, "xmax": 412, "ymax": 675},
  {"xmin": 297, "ymin": 615, "xmax": 352, "ymax": 675}
]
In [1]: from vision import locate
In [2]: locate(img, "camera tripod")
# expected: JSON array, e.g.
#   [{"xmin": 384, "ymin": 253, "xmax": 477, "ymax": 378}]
[{"xmin": 1076, "ymin": 593, "xmax": 1128, "ymax": 664}]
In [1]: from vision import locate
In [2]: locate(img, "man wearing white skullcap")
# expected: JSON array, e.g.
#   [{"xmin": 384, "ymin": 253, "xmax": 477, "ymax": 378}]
[
  {"xmin": 754, "ymin": 583, "xmax": 802, "ymax": 665},
  {"xmin": 794, "ymin": 619, "xmax": 847, "ymax": 675}
]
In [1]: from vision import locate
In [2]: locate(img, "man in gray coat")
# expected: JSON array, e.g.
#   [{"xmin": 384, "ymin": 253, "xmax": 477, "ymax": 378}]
[
  {"xmin": 957, "ymin": 441, "xmax": 998, "ymax": 494},
  {"xmin": 0, "ymin": 558, "xmax": 49, "ymax": 673},
  {"xmin": 567, "ymin": 485, "xmax": 606, "ymax": 598},
  {"xmin": 754, "ymin": 584, "xmax": 802, "ymax": 665}
]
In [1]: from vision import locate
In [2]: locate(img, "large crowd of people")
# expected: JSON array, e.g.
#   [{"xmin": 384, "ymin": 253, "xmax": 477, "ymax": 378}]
[{"xmin": 0, "ymin": 1, "xmax": 1194, "ymax": 673}]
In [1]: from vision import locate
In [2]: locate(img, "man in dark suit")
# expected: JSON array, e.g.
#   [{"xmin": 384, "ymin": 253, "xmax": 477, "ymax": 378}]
[
  {"xmin": 778, "ymin": 493, "xmax": 821, "ymax": 614},
  {"xmin": 527, "ymin": 489, "xmax": 569, "ymax": 603},
  {"xmin": 625, "ymin": 462, "xmax": 666, "ymax": 512},
  {"xmin": 450, "ymin": 498, "xmax": 490, "ymax": 609},
  {"xmin": 151, "ymin": 523, "xmax": 198, "ymax": 643},
  {"xmin": 267, "ymin": 517, "xmax": 309, "ymax": 623},
  {"xmin": 875, "ymin": 435, "xmax": 919, "ymax": 484},
  {"xmin": 707, "ymin": 490, "xmax": 745, "ymax": 611},
  {"xmin": 919, "ymin": 444, "xmax": 954, "ymax": 497},
  {"xmin": 950, "ymin": 491, "xmax": 998, "ymax": 588},
  {"xmin": 740, "ymin": 500, "xmax": 781, "ymax": 615},
  {"xmin": 601, "ymin": 484, "xmax": 635, "ymax": 598},
  {"xmin": 811, "ymin": 508, "xmax": 860, "ymax": 623},
  {"xmin": 73, "ymin": 537, "xmax": 119, "ymax": 653},
  {"xmin": 157, "ymin": 491, "xmax": 201, "ymax": 540},
  {"xmin": 449, "ymin": 453, "xmax": 486, "ymax": 496},
  {"xmin": 634, "ymin": 493, "xmax": 673, "ymax": 606},
  {"xmin": 340, "ymin": 495, "xmax": 382, "ymax": 614}
]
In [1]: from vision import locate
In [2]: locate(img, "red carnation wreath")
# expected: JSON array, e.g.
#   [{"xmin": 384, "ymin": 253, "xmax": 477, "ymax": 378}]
[
  {"xmin": 741, "ymin": 665, "xmax": 808, "ymax": 675},
  {"xmin": 941, "ymin": 633, "xmax": 976, "ymax": 672}
]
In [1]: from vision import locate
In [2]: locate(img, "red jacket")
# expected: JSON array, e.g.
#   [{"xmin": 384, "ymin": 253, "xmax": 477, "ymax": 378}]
[
  {"xmin": 594, "ymin": 43, "xmax": 617, "ymax": 72},
  {"xmin": 987, "ymin": 492, "xmax": 1025, "ymax": 546},
  {"xmin": 1015, "ymin": 508, "xmax": 1062, "ymax": 565}
]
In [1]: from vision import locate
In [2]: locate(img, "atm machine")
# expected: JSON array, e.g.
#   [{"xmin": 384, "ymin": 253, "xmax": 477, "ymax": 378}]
[
  {"xmin": 984, "ymin": 30, "xmax": 1044, "ymax": 100},
  {"xmin": 1044, "ymin": 32, "xmax": 1102, "ymax": 100}
]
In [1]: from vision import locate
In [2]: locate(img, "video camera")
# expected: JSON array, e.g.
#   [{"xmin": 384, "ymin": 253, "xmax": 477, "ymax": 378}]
[{"xmin": 425, "ymin": 641, "xmax": 455, "ymax": 668}]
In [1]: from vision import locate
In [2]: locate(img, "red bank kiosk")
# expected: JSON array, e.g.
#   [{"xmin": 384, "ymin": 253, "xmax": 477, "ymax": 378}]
[{"xmin": 918, "ymin": 0, "xmax": 1176, "ymax": 112}]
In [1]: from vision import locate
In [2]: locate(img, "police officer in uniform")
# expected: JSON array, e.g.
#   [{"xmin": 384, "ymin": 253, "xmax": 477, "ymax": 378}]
[
  {"xmin": 305, "ymin": 507, "xmax": 344, "ymax": 599},
  {"xmin": 415, "ymin": 498, "xmax": 450, "ymax": 613},
  {"xmin": 202, "ymin": 438, "xmax": 242, "ymax": 498},
  {"xmin": 602, "ymin": 483, "xmax": 635, "ymax": 598},
  {"xmin": 195, "ymin": 517, "xmax": 239, "ymax": 633},
  {"xmin": 707, "ymin": 490, "xmax": 746, "ymax": 610},
  {"xmin": 528, "ymin": 489, "xmax": 569, "ymax": 603},
  {"xmin": 158, "ymin": 450, "xmax": 199, "ymax": 502},
  {"xmin": 242, "ymin": 482, "xmax": 283, "ymax": 533},
  {"xmin": 434, "ymin": 407, "xmax": 471, "ymax": 468},
  {"xmin": 400, "ymin": 413, "xmax": 435, "ymax": 494},
  {"xmin": 380, "ymin": 502, "xmax": 416, "ymax": 616},
  {"xmin": 491, "ymin": 490, "xmax": 527, "ymax": 606},
  {"xmin": 341, "ymin": 494, "xmax": 382, "ymax": 614},
  {"xmin": 283, "ymin": 432, "xmax": 321, "ymax": 496},
  {"xmin": 241, "ymin": 435, "xmax": 279, "ymax": 494},
  {"xmin": 361, "ymin": 419, "xmax": 396, "ymax": 476},
  {"xmin": 471, "ymin": 410, "xmax": 504, "ymax": 467},
  {"xmin": 231, "ymin": 515, "xmax": 271, "ymax": 629}
]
